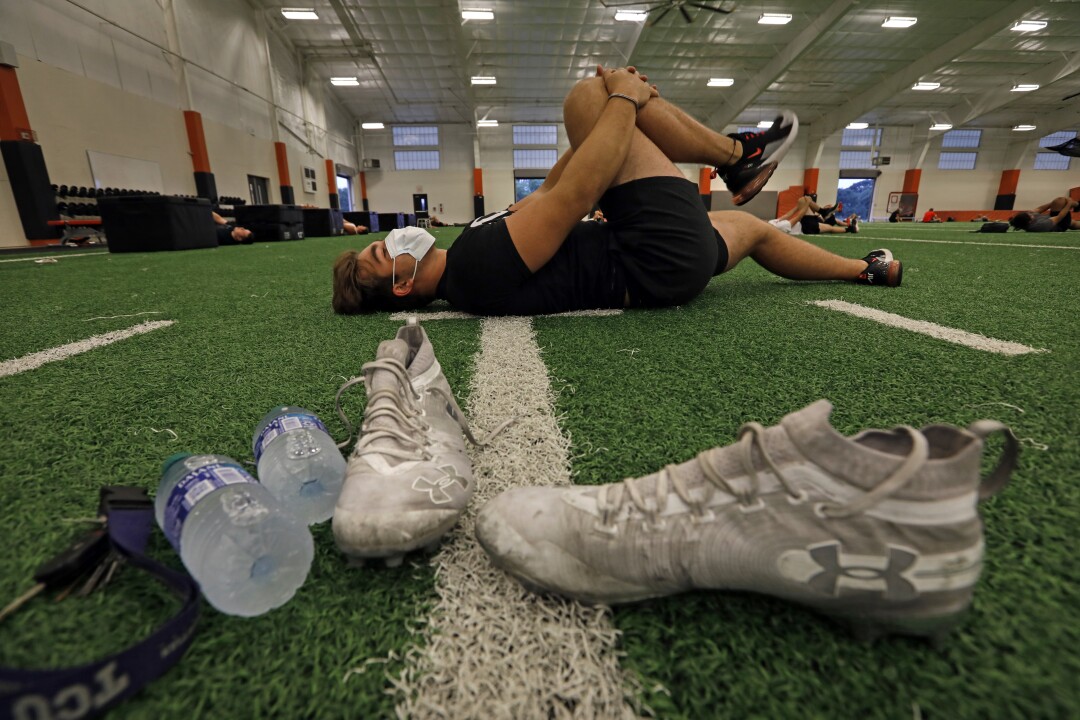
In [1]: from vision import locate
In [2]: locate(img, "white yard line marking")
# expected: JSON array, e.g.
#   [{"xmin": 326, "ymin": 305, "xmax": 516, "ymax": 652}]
[
  {"xmin": 0, "ymin": 320, "xmax": 175, "ymax": 378},
  {"xmin": 849, "ymin": 236, "xmax": 1080, "ymax": 250},
  {"xmin": 393, "ymin": 317, "xmax": 647, "ymax": 719},
  {"xmin": 809, "ymin": 301, "xmax": 1046, "ymax": 355},
  {"xmin": 0, "ymin": 252, "xmax": 109, "ymax": 263},
  {"xmin": 390, "ymin": 308, "xmax": 624, "ymax": 321}
]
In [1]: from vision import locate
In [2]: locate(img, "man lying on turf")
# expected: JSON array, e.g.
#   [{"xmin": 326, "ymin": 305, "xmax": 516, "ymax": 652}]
[
  {"xmin": 332, "ymin": 66, "xmax": 902, "ymax": 317},
  {"xmin": 769, "ymin": 194, "xmax": 859, "ymax": 236},
  {"xmin": 1009, "ymin": 196, "xmax": 1080, "ymax": 232}
]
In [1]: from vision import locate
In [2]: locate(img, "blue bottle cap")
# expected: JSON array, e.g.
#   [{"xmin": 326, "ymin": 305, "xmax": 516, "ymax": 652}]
[{"xmin": 161, "ymin": 452, "xmax": 194, "ymax": 476}]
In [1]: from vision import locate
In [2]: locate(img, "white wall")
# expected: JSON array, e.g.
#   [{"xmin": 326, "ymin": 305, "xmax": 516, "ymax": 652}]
[{"xmin": 0, "ymin": 0, "xmax": 356, "ymax": 247}]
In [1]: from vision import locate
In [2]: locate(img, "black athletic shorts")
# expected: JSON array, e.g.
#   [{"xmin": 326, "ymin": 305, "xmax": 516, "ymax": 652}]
[
  {"xmin": 599, "ymin": 177, "xmax": 729, "ymax": 307},
  {"xmin": 799, "ymin": 215, "xmax": 821, "ymax": 235}
]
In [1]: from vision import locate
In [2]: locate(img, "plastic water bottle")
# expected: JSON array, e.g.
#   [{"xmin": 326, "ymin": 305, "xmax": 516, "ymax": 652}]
[
  {"xmin": 155, "ymin": 453, "xmax": 314, "ymax": 617},
  {"xmin": 252, "ymin": 406, "xmax": 347, "ymax": 525}
]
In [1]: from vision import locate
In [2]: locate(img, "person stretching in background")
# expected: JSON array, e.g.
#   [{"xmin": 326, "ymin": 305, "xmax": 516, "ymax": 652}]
[{"xmin": 1009, "ymin": 197, "xmax": 1080, "ymax": 232}]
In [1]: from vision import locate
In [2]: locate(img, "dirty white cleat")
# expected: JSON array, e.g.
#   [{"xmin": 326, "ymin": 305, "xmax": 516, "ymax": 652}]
[
  {"xmin": 476, "ymin": 401, "xmax": 1017, "ymax": 642},
  {"xmin": 332, "ymin": 318, "xmax": 503, "ymax": 562}
]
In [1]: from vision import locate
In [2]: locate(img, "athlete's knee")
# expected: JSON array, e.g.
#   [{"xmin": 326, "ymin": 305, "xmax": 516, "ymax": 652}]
[{"xmin": 563, "ymin": 77, "xmax": 609, "ymax": 147}]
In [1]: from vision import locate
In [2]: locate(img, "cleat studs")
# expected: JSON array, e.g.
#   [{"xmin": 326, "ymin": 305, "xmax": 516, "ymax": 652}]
[
  {"xmin": 346, "ymin": 556, "xmax": 366, "ymax": 568},
  {"xmin": 384, "ymin": 555, "xmax": 405, "ymax": 568}
]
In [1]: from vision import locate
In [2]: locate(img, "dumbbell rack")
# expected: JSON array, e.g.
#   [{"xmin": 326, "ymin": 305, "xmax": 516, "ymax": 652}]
[{"xmin": 50, "ymin": 185, "xmax": 164, "ymax": 246}]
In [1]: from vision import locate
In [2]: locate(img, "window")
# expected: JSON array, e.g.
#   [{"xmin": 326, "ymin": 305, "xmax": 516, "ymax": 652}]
[
  {"xmin": 839, "ymin": 151, "xmax": 874, "ymax": 169},
  {"xmin": 513, "ymin": 149, "xmax": 558, "ymax": 169},
  {"xmin": 841, "ymin": 128, "xmax": 882, "ymax": 147},
  {"xmin": 393, "ymin": 126, "xmax": 439, "ymax": 146},
  {"xmin": 513, "ymin": 125, "xmax": 558, "ymax": 145},
  {"xmin": 941, "ymin": 129, "xmax": 982, "ymax": 148},
  {"xmin": 395, "ymin": 151, "xmax": 440, "ymax": 171},
  {"xmin": 1039, "ymin": 130, "xmax": 1077, "ymax": 148},
  {"xmin": 1034, "ymin": 153, "xmax": 1071, "ymax": 171},
  {"xmin": 938, "ymin": 152, "xmax": 977, "ymax": 170}
]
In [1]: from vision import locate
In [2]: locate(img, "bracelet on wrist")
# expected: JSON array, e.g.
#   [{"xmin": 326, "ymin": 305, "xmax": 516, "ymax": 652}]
[{"xmin": 607, "ymin": 93, "xmax": 639, "ymax": 112}]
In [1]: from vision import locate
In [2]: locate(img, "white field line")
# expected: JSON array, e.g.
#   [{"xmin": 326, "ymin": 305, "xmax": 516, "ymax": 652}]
[
  {"xmin": 847, "ymin": 236, "xmax": 1080, "ymax": 251},
  {"xmin": 0, "ymin": 251, "xmax": 109, "ymax": 263},
  {"xmin": 390, "ymin": 308, "xmax": 624, "ymax": 321},
  {"xmin": 0, "ymin": 320, "xmax": 175, "ymax": 378},
  {"xmin": 393, "ymin": 317, "xmax": 646, "ymax": 719},
  {"xmin": 809, "ymin": 301, "xmax": 1046, "ymax": 355}
]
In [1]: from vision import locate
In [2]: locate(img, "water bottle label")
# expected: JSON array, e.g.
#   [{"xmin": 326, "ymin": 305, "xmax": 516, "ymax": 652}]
[
  {"xmin": 253, "ymin": 413, "xmax": 330, "ymax": 462},
  {"xmin": 163, "ymin": 462, "xmax": 257, "ymax": 550}
]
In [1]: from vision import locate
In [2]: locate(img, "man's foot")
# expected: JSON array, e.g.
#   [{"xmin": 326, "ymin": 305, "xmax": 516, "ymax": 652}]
[
  {"xmin": 836, "ymin": 202, "xmax": 843, "ymax": 214},
  {"xmin": 475, "ymin": 400, "xmax": 1017, "ymax": 642},
  {"xmin": 846, "ymin": 215, "xmax": 859, "ymax": 233},
  {"xmin": 715, "ymin": 110, "xmax": 799, "ymax": 206},
  {"xmin": 856, "ymin": 248, "xmax": 902, "ymax": 286},
  {"xmin": 333, "ymin": 318, "xmax": 481, "ymax": 567}
]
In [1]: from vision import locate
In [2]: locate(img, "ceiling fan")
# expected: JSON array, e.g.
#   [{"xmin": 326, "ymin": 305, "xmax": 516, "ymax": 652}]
[{"xmin": 599, "ymin": 0, "xmax": 736, "ymax": 27}]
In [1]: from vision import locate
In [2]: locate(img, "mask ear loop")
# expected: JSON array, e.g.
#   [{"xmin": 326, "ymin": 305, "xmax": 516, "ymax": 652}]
[{"xmin": 391, "ymin": 256, "xmax": 421, "ymax": 288}]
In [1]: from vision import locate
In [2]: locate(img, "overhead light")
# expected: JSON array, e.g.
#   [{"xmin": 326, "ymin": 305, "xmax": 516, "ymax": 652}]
[
  {"xmin": 1013, "ymin": 124, "xmax": 1037, "ymax": 131},
  {"xmin": 757, "ymin": 120, "xmax": 774, "ymax": 129},
  {"xmin": 1011, "ymin": 20, "xmax": 1047, "ymax": 31},
  {"xmin": 882, "ymin": 16, "xmax": 917, "ymax": 28},
  {"xmin": 461, "ymin": 8, "xmax": 494, "ymax": 21},
  {"xmin": 912, "ymin": 82, "xmax": 940, "ymax": 90},
  {"xmin": 477, "ymin": 119, "xmax": 499, "ymax": 127},
  {"xmin": 1011, "ymin": 83, "xmax": 1039, "ymax": 92},
  {"xmin": 707, "ymin": 78, "xmax": 734, "ymax": 87},
  {"xmin": 330, "ymin": 77, "xmax": 359, "ymax": 86},
  {"xmin": 471, "ymin": 76, "xmax": 497, "ymax": 85},
  {"xmin": 758, "ymin": 13, "xmax": 792, "ymax": 24},
  {"xmin": 846, "ymin": 122, "xmax": 869, "ymax": 130},
  {"xmin": 281, "ymin": 8, "xmax": 318, "ymax": 20},
  {"xmin": 930, "ymin": 123, "xmax": 952, "ymax": 131},
  {"xmin": 361, "ymin": 122, "xmax": 384, "ymax": 130},
  {"xmin": 615, "ymin": 10, "xmax": 648, "ymax": 22}
]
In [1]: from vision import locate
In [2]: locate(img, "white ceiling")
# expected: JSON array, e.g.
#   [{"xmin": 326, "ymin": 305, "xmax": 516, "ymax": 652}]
[{"xmin": 260, "ymin": 0, "xmax": 1080, "ymax": 137}]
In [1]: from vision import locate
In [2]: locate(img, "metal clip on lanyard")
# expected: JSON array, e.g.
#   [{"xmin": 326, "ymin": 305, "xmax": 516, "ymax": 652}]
[{"xmin": 1, "ymin": 487, "xmax": 200, "ymax": 720}]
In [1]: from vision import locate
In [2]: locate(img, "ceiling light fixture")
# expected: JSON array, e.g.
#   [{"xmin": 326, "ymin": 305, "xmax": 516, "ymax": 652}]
[
  {"xmin": 1011, "ymin": 83, "xmax": 1039, "ymax": 92},
  {"xmin": 477, "ymin": 119, "xmax": 499, "ymax": 127},
  {"xmin": 471, "ymin": 76, "xmax": 497, "ymax": 85},
  {"xmin": 361, "ymin": 122, "xmax": 384, "ymax": 130},
  {"xmin": 330, "ymin": 77, "xmax": 359, "ymax": 86},
  {"xmin": 757, "ymin": 120, "xmax": 774, "ymax": 129},
  {"xmin": 930, "ymin": 123, "xmax": 952, "ymax": 131},
  {"xmin": 461, "ymin": 9, "xmax": 495, "ymax": 21},
  {"xmin": 1011, "ymin": 20, "xmax": 1047, "ymax": 31},
  {"xmin": 707, "ymin": 78, "xmax": 734, "ymax": 87},
  {"xmin": 846, "ymin": 122, "xmax": 869, "ymax": 130},
  {"xmin": 1012, "ymin": 124, "xmax": 1037, "ymax": 131},
  {"xmin": 758, "ymin": 13, "xmax": 792, "ymax": 25},
  {"xmin": 281, "ymin": 8, "xmax": 318, "ymax": 20},
  {"xmin": 912, "ymin": 81, "xmax": 940, "ymax": 90},
  {"xmin": 615, "ymin": 10, "xmax": 648, "ymax": 22},
  {"xmin": 882, "ymin": 16, "xmax": 917, "ymax": 28}
]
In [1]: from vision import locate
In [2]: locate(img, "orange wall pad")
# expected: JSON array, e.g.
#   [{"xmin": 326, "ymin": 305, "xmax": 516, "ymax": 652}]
[
  {"xmin": 183, "ymin": 111, "xmax": 211, "ymax": 173},
  {"xmin": 0, "ymin": 67, "xmax": 32, "ymax": 141}
]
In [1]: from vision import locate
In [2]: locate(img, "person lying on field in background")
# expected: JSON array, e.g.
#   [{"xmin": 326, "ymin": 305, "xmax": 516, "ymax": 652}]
[
  {"xmin": 769, "ymin": 194, "xmax": 860, "ymax": 236},
  {"xmin": 211, "ymin": 211, "xmax": 254, "ymax": 244},
  {"xmin": 1009, "ymin": 197, "xmax": 1080, "ymax": 232},
  {"xmin": 331, "ymin": 65, "xmax": 901, "ymax": 317}
]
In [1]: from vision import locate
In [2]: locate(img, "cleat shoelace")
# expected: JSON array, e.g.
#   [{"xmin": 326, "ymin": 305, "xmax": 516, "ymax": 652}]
[
  {"xmin": 333, "ymin": 357, "xmax": 515, "ymax": 460},
  {"xmin": 595, "ymin": 420, "xmax": 1018, "ymax": 530}
]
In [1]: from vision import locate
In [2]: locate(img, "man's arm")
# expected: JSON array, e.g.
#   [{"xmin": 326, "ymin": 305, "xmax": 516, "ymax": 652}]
[{"xmin": 505, "ymin": 69, "xmax": 652, "ymax": 272}]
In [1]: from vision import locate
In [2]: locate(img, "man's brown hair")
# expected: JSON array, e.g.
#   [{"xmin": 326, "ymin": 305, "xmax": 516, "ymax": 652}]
[{"xmin": 331, "ymin": 249, "xmax": 430, "ymax": 314}]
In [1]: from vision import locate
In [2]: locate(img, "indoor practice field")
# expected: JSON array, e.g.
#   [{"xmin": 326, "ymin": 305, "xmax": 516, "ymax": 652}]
[{"xmin": 1, "ymin": 223, "xmax": 1078, "ymax": 719}]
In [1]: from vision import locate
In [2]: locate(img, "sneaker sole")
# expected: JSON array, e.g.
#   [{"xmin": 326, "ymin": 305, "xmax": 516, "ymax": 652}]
[
  {"xmin": 888, "ymin": 260, "xmax": 903, "ymax": 287},
  {"xmin": 731, "ymin": 162, "xmax": 778, "ymax": 206}
]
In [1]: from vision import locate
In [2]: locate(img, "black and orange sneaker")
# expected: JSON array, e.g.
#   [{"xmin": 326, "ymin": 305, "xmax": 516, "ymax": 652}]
[
  {"xmin": 856, "ymin": 249, "xmax": 902, "ymax": 287},
  {"xmin": 715, "ymin": 110, "xmax": 799, "ymax": 205}
]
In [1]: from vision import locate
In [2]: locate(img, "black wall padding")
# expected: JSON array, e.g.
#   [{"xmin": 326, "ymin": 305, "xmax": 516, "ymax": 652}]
[{"xmin": 1, "ymin": 140, "xmax": 60, "ymax": 239}]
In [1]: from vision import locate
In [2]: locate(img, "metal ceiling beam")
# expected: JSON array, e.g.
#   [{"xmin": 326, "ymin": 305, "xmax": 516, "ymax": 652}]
[
  {"xmin": 807, "ymin": 0, "xmax": 1039, "ymax": 143},
  {"xmin": 943, "ymin": 50, "xmax": 1080, "ymax": 127},
  {"xmin": 702, "ymin": 0, "xmax": 859, "ymax": 130}
]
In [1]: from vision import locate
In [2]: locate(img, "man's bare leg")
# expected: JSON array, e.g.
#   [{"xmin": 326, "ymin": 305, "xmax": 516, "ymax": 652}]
[{"xmin": 709, "ymin": 211, "xmax": 867, "ymax": 280}]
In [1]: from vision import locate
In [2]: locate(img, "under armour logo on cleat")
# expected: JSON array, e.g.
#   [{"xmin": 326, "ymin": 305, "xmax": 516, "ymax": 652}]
[
  {"xmin": 784, "ymin": 542, "xmax": 919, "ymax": 601},
  {"xmin": 412, "ymin": 466, "xmax": 468, "ymax": 504}
]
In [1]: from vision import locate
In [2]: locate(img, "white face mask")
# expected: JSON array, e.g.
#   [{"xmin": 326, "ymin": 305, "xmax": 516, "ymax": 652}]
[{"xmin": 383, "ymin": 227, "xmax": 436, "ymax": 285}]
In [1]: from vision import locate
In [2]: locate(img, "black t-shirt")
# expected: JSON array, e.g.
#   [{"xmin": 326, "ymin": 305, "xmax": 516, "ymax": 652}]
[{"xmin": 435, "ymin": 211, "xmax": 625, "ymax": 316}]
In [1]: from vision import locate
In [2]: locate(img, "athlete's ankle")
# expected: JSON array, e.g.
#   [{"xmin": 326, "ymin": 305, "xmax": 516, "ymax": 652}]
[{"xmin": 723, "ymin": 139, "xmax": 743, "ymax": 166}]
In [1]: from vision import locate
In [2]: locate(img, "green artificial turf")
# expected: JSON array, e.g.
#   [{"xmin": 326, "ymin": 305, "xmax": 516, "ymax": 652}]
[{"xmin": 1, "ymin": 224, "xmax": 1078, "ymax": 718}]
